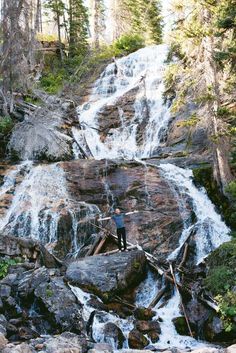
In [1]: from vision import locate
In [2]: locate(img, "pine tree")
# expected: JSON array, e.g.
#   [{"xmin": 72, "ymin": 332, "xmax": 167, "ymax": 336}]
[
  {"xmin": 115, "ymin": 0, "xmax": 163, "ymax": 44},
  {"xmin": 68, "ymin": 0, "xmax": 89, "ymax": 56},
  {"xmin": 44, "ymin": 0, "xmax": 66, "ymax": 61}
]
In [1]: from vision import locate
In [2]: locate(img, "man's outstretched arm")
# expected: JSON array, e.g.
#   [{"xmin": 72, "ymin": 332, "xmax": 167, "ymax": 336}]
[
  {"xmin": 125, "ymin": 210, "xmax": 139, "ymax": 216},
  {"xmin": 98, "ymin": 216, "xmax": 112, "ymax": 222}
]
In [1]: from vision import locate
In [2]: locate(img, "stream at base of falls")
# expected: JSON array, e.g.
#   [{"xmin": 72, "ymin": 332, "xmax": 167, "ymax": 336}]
[{"xmin": 0, "ymin": 43, "xmax": 231, "ymax": 350}]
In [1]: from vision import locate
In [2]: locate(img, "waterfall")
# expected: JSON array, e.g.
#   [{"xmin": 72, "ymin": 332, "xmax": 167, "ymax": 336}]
[
  {"xmin": 69, "ymin": 43, "xmax": 232, "ymax": 350},
  {"xmin": 159, "ymin": 163, "xmax": 230, "ymax": 264},
  {"xmin": 0, "ymin": 163, "xmax": 100, "ymax": 254},
  {"xmin": 73, "ymin": 44, "xmax": 170, "ymax": 160}
]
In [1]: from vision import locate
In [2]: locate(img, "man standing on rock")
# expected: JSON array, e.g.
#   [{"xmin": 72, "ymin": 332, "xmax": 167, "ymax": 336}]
[{"xmin": 99, "ymin": 208, "xmax": 138, "ymax": 252}]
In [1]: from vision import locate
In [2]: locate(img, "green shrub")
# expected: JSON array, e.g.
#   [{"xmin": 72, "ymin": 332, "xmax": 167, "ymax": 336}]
[
  {"xmin": 216, "ymin": 291, "xmax": 236, "ymax": 332},
  {"xmin": 226, "ymin": 180, "xmax": 236, "ymax": 199},
  {"xmin": 204, "ymin": 265, "xmax": 235, "ymax": 295},
  {"xmin": 114, "ymin": 34, "xmax": 145, "ymax": 54},
  {"xmin": 0, "ymin": 116, "xmax": 14, "ymax": 135},
  {"xmin": 0, "ymin": 258, "xmax": 19, "ymax": 279},
  {"xmin": 40, "ymin": 71, "xmax": 65, "ymax": 94},
  {"xmin": 177, "ymin": 113, "xmax": 200, "ymax": 128}
]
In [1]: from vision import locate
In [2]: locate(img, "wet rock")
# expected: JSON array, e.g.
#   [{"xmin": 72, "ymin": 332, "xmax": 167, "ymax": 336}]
[
  {"xmin": 0, "ymin": 284, "xmax": 11, "ymax": 298},
  {"xmin": 128, "ymin": 328, "xmax": 149, "ymax": 349},
  {"xmin": 135, "ymin": 320, "xmax": 161, "ymax": 343},
  {"xmin": 204, "ymin": 315, "xmax": 231, "ymax": 342},
  {"xmin": 103, "ymin": 322, "xmax": 125, "ymax": 349},
  {"xmin": 34, "ymin": 277, "xmax": 84, "ymax": 333},
  {"xmin": 17, "ymin": 267, "xmax": 50, "ymax": 298},
  {"xmin": 66, "ymin": 250, "xmax": 146, "ymax": 299},
  {"xmin": 18, "ymin": 326, "xmax": 38, "ymax": 340},
  {"xmin": 134, "ymin": 307, "xmax": 156, "ymax": 321},
  {"xmin": 42, "ymin": 332, "xmax": 87, "ymax": 353},
  {"xmin": 62, "ymin": 159, "xmax": 183, "ymax": 260}
]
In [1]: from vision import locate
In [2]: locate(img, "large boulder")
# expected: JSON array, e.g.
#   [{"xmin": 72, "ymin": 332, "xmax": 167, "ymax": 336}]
[
  {"xmin": 66, "ymin": 250, "xmax": 146, "ymax": 299},
  {"xmin": 0, "ymin": 235, "xmax": 60, "ymax": 268},
  {"xmin": 34, "ymin": 277, "xmax": 84, "ymax": 333},
  {"xmin": 8, "ymin": 96, "xmax": 77, "ymax": 162}
]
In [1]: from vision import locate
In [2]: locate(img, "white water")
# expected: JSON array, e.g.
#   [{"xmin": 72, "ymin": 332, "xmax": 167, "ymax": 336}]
[
  {"xmin": 160, "ymin": 163, "xmax": 230, "ymax": 264},
  {"xmin": 0, "ymin": 163, "xmax": 100, "ymax": 253},
  {"xmin": 70, "ymin": 285, "xmax": 133, "ymax": 349},
  {"xmin": 74, "ymin": 44, "xmax": 170, "ymax": 159},
  {"xmin": 0, "ymin": 38, "xmax": 231, "ymax": 351}
]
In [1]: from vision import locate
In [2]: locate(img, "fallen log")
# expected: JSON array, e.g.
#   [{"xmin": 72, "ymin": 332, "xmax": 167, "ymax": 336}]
[
  {"xmin": 178, "ymin": 243, "xmax": 189, "ymax": 269},
  {"xmin": 148, "ymin": 285, "xmax": 168, "ymax": 309}
]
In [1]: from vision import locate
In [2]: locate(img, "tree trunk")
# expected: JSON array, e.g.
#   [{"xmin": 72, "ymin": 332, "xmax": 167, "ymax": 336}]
[{"xmin": 202, "ymin": 10, "xmax": 233, "ymax": 194}]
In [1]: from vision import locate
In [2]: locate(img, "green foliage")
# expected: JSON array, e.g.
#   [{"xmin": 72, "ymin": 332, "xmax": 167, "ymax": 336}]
[
  {"xmin": 40, "ymin": 71, "xmax": 65, "ymax": 94},
  {"xmin": 226, "ymin": 180, "xmax": 236, "ymax": 199},
  {"xmin": 216, "ymin": 292, "xmax": 236, "ymax": 332},
  {"xmin": 0, "ymin": 258, "xmax": 19, "ymax": 279},
  {"xmin": 120, "ymin": 0, "xmax": 163, "ymax": 44},
  {"xmin": 0, "ymin": 116, "xmax": 14, "ymax": 135},
  {"xmin": 204, "ymin": 265, "xmax": 235, "ymax": 295},
  {"xmin": 205, "ymin": 239, "xmax": 236, "ymax": 332},
  {"xmin": 177, "ymin": 113, "xmax": 200, "ymax": 128},
  {"xmin": 67, "ymin": 0, "xmax": 89, "ymax": 57},
  {"xmin": 114, "ymin": 34, "xmax": 145, "ymax": 54},
  {"xmin": 164, "ymin": 63, "xmax": 180, "ymax": 90}
]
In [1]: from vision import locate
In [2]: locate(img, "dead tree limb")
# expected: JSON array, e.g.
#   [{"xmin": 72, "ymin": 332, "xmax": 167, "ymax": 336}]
[{"xmin": 169, "ymin": 263, "xmax": 194, "ymax": 338}]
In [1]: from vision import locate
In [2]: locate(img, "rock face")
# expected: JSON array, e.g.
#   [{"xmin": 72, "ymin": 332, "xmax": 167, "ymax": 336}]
[
  {"xmin": 62, "ymin": 159, "xmax": 184, "ymax": 260},
  {"xmin": 66, "ymin": 250, "xmax": 146, "ymax": 299},
  {"xmin": 8, "ymin": 96, "xmax": 77, "ymax": 162}
]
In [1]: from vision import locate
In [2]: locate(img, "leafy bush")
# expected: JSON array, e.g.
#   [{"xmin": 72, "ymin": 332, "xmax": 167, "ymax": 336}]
[
  {"xmin": 0, "ymin": 258, "xmax": 19, "ymax": 279},
  {"xmin": 0, "ymin": 116, "xmax": 14, "ymax": 135},
  {"xmin": 177, "ymin": 113, "xmax": 200, "ymax": 128},
  {"xmin": 204, "ymin": 265, "xmax": 235, "ymax": 295},
  {"xmin": 226, "ymin": 181, "xmax": 236, "ymax": 199},
  {"xmin": 114, "ymin": 34, "xmax": 145, "ymax": 54},
  {"xmin": 204, "ymin": 240, "xmax": 236, "ymax": 332},
  {"xmin": 216, "ymin": 291, "xmax": 236, "ymax": 333},
  {"xmin": 40, "ymin": 71, "xmax": 66, "ymax": 94}
]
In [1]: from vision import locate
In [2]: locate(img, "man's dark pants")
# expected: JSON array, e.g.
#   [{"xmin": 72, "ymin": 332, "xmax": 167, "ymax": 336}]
[{"xmin": 117, "ymin": 227, "xmax": 127, "ymax": 250}]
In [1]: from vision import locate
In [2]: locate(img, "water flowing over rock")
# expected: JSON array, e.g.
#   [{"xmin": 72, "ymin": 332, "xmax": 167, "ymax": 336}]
[
  {"xmin": 0, "ymin": 38, "xmax": 234, "ymax": 351},
  {"xmin": 73, "ymin": 45, "xmax": 171, "ymax": 160}
]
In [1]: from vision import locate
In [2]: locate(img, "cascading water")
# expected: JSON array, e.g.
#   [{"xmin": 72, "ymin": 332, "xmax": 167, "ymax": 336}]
[
  {"xmin": 73, "ymin": 44, "xmax": 170, "ymax": 160},
  {"xmin": 70, "ymin": 41, "xmax": 232, "ymax": 350},
  {"xmin": 0, "ymin": 163, "xmax": 100, "ymax": 254},
  {"xmin": 159, "ymin": 163, "xmax": 230, "ymax": 264}
]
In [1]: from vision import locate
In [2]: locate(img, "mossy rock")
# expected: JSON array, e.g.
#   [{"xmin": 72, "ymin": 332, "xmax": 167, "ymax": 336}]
[{"xmin": 172, "ymin": 316, "xmax": 196, "ymax": 336}]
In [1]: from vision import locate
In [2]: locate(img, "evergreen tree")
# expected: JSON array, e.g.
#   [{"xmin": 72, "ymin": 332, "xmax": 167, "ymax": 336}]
[
  {"xmin": 68, "ymin": 0, "xmax": 89, "ymax": 56},
  {"xmin": 118, "ymin": 0, "xmax": 163, "ymax": 44},
  {"xmin": 44, "ymin": 0, "xmax": 66, "ymax": 61}
]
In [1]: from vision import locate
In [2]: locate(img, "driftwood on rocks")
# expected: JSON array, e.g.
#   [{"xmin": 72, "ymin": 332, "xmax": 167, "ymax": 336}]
[{"xmin": 87, "ymin": 222, "xmax": 219, "ymax": 313}]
